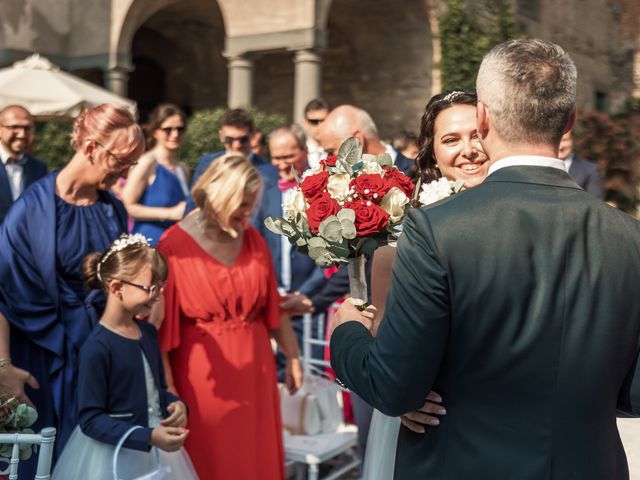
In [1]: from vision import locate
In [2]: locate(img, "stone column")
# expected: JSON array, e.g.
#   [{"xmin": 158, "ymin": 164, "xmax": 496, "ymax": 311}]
[
  {"xmin": 227, "ymin": 55, "xmax": 254, "ymax": 109},
  {"xmin": 293, "ymin": 49, "xmax": 322, "ymax": 124},
  {"xmin": 104, "ymin": 67, "xmax": 130, "ymax": 98}
]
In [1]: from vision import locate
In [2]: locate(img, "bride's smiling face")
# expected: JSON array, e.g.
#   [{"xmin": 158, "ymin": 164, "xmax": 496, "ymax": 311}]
[{"xmin": 433, "ymin": 104, "xmax": 489, "ymax": 188}]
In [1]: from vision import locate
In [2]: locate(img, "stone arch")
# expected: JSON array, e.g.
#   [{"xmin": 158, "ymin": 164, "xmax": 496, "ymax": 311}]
[
  {"xmin": 112, "ymin": 0, "xmax": 227, "ymax": 120},
  {"xmin": 322, "ymin": 0, "xmax": 439, "ymax": 138}
]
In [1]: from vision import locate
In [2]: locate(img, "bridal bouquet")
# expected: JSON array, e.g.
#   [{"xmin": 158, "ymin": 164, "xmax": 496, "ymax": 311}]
[
  {"xmin": 265, "ymin": 137, "xmax": 415, "ymax": 305},
  {"xmin": 418, "ymin": 177, "xmax": 465, "ymax": 206},
  {"xmin": 0, "ymin": 396, "xmax": 38, "ymax": 460}
]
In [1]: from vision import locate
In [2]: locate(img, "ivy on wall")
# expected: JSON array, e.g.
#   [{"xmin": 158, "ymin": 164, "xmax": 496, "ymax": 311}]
[{"xmin": 439, "ymin": 0, "xmax": 521, "ymax": 91}]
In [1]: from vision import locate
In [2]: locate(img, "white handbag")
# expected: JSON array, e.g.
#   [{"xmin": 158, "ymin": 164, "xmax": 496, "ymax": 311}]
[
  {"xmin": 279, "ymin": 371, "xmax": 343, "ymax": 435},
  {"xmin": 112, "ymin": 426, "xmax": 172, "ymax": 480}
]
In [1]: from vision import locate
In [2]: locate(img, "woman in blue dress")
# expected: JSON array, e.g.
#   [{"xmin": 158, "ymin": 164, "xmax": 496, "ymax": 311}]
[
  {"xmin": 0, "ymin": 104, "xmax": 144, "ymax": 477},
  {"xmin": 122, "ymin": 104, "xmax": 190, "ymax": 245}
]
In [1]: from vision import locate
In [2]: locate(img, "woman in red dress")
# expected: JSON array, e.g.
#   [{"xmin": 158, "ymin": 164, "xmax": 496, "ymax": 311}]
[{"xmin": 157, "ymin": 154, "xmax": 302, "ymax": 479}]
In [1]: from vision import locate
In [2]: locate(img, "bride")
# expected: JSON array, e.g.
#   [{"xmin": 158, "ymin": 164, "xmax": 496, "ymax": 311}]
[{"xmin": 363, "ymin": 89, "xmax": 491, "ymax": 478}]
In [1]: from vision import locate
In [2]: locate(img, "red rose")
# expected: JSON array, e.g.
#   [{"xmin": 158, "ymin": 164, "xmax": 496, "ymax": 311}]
[
  {"xmin": 345, "ymin": 199, "xmax": 390, "ymax": 236},
  {"xmin": 301, "ymin": 171, "xmax": 329, "ymax": 201},
  {"xmin": 306, "ymin": 193, "xmax": 341, "ymax": 232},
  {"xmin": 323, "ymin": 155, "xmax": 338, "ymax": 167},
  {"xmin": 349, "ymin": 173, "xmax": 391, "ymax": 202},
  {"xmin": 384, "ymin": 167, "xmax": 415, "ymax": 197}
]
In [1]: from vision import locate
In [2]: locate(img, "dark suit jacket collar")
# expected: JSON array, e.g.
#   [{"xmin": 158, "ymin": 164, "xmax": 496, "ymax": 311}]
[{"xmin": 485, "ymin": 165, "xmax": 582, "ymax": 190}]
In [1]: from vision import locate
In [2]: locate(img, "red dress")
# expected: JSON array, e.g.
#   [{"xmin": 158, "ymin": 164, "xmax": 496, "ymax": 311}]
[{"xmin": 158, "ymin": 224, "xmax": 284, "ymax": 480}]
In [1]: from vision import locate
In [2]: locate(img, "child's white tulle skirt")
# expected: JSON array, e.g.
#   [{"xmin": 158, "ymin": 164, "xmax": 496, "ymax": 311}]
[{"xmin": 52, "ymin": 426, "xmax": 198, "ymax": 480}]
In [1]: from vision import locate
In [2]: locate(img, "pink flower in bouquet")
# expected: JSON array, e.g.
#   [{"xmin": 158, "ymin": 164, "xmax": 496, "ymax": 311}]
[
  {"xmin": 306, "ymin": 193, "xmax": 341, "ymax": 232},
  {"xmin": 384, "ymin": 166, "xmax": 415, "ymax": 198},
  {"xmin": 350, "ymin": 173, "xmax": 391, "ymax": 202},
  {"xmin": 345, "ymin": 199, "xmax": 390, "ymax": 236},
  {"xmin": 301, "ymin": 171, "xmax": 329, "ymax": 201}
]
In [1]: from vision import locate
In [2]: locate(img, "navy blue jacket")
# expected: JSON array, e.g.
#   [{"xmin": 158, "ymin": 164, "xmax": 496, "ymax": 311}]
[
  {"xmin": 77, "ymin": 321, "xmax": 183, "ymax": 451},
  {"xmin": 568, "ymin": 155, "xmax": 604, "ymax": 199},
  {"xmin": 253, "ymin": 174, "xmax": 325, "ymax": 295},
  {"xmin": 394, "ymin": 151, "xmax": 414, "ymax": 175},
  {"xmin": 185, "ymin": 150, "xmax": 278, "ymax": 214},
  {"xmin": 0, "ymin": 154, "xmax": 47, "ymax": 223}
]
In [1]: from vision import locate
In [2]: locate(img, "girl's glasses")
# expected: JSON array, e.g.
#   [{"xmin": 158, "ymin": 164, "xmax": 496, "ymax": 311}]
[{"xmin": 119, "ymin": 279, "xmax": 164, "ymax": 298}]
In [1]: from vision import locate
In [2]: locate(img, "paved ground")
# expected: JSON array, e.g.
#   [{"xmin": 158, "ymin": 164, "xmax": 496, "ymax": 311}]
[{"xmin": 619, "ymin": 419, "xmax": 640, "ymax": 478}]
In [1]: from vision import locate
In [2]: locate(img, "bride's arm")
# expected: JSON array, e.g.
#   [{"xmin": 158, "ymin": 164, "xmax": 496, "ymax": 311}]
[{"xmin": 370, "ymin": 245, "xmax": 397, "ymax": 336}]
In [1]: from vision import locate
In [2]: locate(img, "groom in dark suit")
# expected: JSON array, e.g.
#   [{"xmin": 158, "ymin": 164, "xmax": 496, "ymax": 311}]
[
  {"xmin": 0, "ymin": 106, "xmax": 47, "ymax": 223},
  {"xmin": 331, "ymin": 39, "xmax": 640, "ymax": 479}
]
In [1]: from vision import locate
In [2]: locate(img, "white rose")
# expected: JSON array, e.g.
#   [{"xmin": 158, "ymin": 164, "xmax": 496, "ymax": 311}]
[
  {"xmin": 301, "ymin": 164, "xmax": 325, "ymax": 179},
  {"xmin": 326, "ymin": 173, "xmax": 352, "ymax": 202},
  {"xmin": 359, "ymin": 159, "xmax": 384, "ymax": 176},
  {"xmin": 418, "ymin": 178, "xmax": 454, "ymax": 206},
  {"xmin": 380, "ymin": 187, "xmax": 410, "ymax": 223},
  {"xmin": 282, "ymin": 188, "xmax": 307, "ymax": 219}
]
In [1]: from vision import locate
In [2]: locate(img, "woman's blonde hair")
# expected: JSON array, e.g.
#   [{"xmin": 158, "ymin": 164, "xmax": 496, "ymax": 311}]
[{"xmin": 191, "ymin": 154, "xmax": 262, "ymax": 238}]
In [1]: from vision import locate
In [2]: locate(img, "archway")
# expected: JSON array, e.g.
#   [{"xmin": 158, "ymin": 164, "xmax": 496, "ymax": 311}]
[
  {"xmin": 117, "ymin": 0, "xmax": 226, "ymax": 122},
  {"xmin": 323, "ymin": 0, "xmax": 435, "ymax": 138}
]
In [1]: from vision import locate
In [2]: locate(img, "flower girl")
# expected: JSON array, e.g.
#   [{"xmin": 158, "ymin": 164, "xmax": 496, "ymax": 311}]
[{"xmin": 53, "ymin": 234, "xmax": 198, "ymax": 479}]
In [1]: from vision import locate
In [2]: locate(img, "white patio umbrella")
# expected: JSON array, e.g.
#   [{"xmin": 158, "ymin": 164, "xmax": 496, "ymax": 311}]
[{"xmin": 0, "ymin": 54, "xmax": 137, "ymax": 118}]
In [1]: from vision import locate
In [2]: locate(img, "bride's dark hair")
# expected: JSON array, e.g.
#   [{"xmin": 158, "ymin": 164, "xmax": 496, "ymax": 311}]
[{"xmin": 410, "ymin": 89, "xmax": 479, "ymax": 185}]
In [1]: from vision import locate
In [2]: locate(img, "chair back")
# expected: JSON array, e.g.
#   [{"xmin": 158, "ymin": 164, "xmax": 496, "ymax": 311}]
[
  {"xmin": 301, "ymin": 313, "xmax": 330, "ymax": 374},
  {"xmin": 0, "ymin": 427, "xmax": 56, "ymax": 480}
]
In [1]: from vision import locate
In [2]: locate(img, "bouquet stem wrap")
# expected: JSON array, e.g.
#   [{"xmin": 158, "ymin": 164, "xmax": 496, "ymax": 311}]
[{"xmin": 347, "ymin": 255, "xmax": 368, "ymax": 310}]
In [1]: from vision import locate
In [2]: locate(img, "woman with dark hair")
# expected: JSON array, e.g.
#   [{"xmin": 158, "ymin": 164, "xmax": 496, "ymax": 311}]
[
  {"xmin": 0, "ymin": 104, "xmax": 144, "ymax": 476},
  {"xmin": 363, "ymin": 89, "xmax": 490, "ymax": 479},
  {"xmin": 122, "ymin": 103, "xmax": 190, "ymax": 245}
]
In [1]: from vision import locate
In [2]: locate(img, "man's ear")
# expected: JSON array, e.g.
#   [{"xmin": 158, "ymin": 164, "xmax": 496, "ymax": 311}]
[
  {"xmin": 353, "ymin": 131, "xmax": 366, "ymax": 151},
  {"xmin": 477, "ymin": 101, "xmax": 490, "ymax": 140},
  {"xmin": 563, "ymin": 108, "xmax": 577, "ymax": 134}
]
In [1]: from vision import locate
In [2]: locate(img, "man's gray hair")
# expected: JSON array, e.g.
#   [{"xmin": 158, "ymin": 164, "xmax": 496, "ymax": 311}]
[
  {"xmin": 476, "ymin": 39, "xmax": 577, "ymax": 146},
  {"xmin": 268, "ymin": 124, "xmax": 307, "ymax": 149},
  {"xmin": 356, "ymin": 109, "xmax": 379, "ymax": 139}
]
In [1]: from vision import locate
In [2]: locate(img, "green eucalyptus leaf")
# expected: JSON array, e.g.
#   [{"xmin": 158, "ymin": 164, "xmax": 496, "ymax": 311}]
[
  {"xmin": 337, "ymin": 208, "xmax": 355, "ymax": 223},
  {"xmin": 308, "ymin": 236, "xmax": 327, "ymax": 249},
  {"xmin": 375, "ymin": 153, "xmax": 393, "ymax": 168},
  {"xmin": 352, "ymin": 161, "xmax": 364, "ymax": 173},
  {"xmin": 318, "ymin": 217, "xmax": 343, "ymax": 243},
  {"xmin": 338, "ymin": 137, "xmax": 363, "ymax": 166},
  {"xmin": 359, "ymin": 237, "xmax": 379, "ymax": 256},
  {"xmin": 340, "ymin": 220, "xmax": 357, "ymax": 240},
  {"xmin": 264, "ymin": 217, "xmax": 285, "ymax": 235}
]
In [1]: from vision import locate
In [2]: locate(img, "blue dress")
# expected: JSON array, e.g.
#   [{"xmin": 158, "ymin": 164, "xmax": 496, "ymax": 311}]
[
  {"xmin": 52, "ymin": 321, "xmax": 197, "ymax": 480},
  {"xmin": 0, "ymin": 172, "xmax": 126, "ymax": 476},
  {"xmin": 132, "ymin": 164, "xmax": 187, "ymax": 245}
]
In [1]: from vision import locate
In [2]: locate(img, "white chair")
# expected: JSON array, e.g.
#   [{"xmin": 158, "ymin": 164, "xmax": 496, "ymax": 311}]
[
  {"xmin": 283, "ymin": 313, "xmax": 361, "ymax": 480},
  {"xmin": 0, "ymin": 427, "xmax": 56, "ymax": 480}
]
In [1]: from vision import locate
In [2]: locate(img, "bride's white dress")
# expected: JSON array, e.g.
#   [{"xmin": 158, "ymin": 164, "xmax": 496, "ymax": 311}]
[{"xmin": 362, "ymin": 409, "xmax": 401, "ymax": 479}]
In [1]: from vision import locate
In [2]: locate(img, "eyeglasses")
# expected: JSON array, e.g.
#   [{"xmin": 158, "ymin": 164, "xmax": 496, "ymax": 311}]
[
  {"xmin": 2, "ymin": 124, "xmax": 33, "ymax": 133},
  {"xmin": 223, "ymin": 135, "xmax": 250, "ymax": 145},
  {"xmin": 160, "ymin": 126, "xmax": 185, "ymax": 136},
  {"xmin": 94, "ymin": 140, "xmax": 137, "ymax": 169},
  {"xmin": 305, "ymin": 118, "xmax": 325, "ymax": 126},
  {"xmin": 119, "ymin": 279, "xmax": 164, "ymax": 298}
]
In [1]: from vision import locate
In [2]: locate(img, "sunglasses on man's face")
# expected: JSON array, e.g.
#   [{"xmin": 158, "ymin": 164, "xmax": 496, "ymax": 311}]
[
  {"xmin": 223, "ymin": 135, "xmax": 250, "ymax": 145},
  {"xmin": 305, "ymin": 118, "xmax": 325, "ymax": 126},
  {"xmin": 160, "ymin": 126, "xmax": 185, "ymax": 136}
]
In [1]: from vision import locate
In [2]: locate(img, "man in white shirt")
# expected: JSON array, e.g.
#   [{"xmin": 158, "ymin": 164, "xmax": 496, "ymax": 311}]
[
  {"xmin": 0, "ymin": 106, "xmax": 47, "ymax": 223},
  {"xmin": 302, "ymin": 99, "xmax": 330, "ymax": 169}
]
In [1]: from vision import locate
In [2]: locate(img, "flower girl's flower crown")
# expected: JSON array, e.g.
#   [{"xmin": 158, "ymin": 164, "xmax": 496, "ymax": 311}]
[{"xmin": 97, "ymin": 233, "xmax": 152, "ymax": 281}]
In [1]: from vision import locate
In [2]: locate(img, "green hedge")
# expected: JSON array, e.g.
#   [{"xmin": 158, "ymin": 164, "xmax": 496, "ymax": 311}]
[{"xmin": 30, "ymin": 108, "xmax": 286, "ymax": 171}]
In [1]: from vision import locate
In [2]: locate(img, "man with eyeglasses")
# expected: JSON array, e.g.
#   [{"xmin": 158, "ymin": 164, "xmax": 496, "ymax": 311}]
[
  {"xmin": 0, "ymin": 105, "xmax": 47, "ymax": 223},
  {"xmin": 303, "ymin": 99, "xmax": 331, "ymax": 169},
  {"xmin": 254, "ymin": 125, "xmax": 326, "ymax": 380},
  {"xmin": 185, "ymin": 108, "xmax": 277, "ymax": 214}
]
